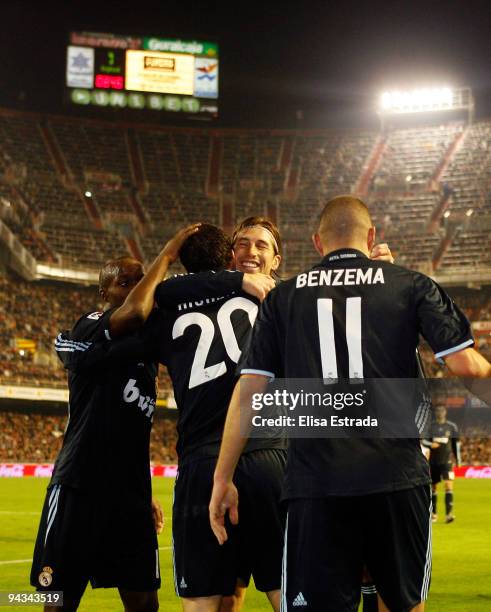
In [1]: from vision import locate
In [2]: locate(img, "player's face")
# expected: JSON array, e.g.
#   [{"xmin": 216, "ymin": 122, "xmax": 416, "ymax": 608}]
[
  {"xmin": 233, "ymin": 227, "xmax": 281, "ymax": 276},
  {"xmin": 435, "ymin": 407, "xmax": 446, "ymax": 422},
  {"xmin": 103, "ymin": 261, "xmax": 145, "ymax": 308}
]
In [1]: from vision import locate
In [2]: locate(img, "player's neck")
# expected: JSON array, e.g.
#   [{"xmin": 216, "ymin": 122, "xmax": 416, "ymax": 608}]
[{"xmin": 321, "ymin": 242, "xmax": 370, "ymax": 258}]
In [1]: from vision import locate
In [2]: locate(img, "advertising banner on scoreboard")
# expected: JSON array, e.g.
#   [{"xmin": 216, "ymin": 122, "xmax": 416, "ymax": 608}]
[
  {"xmin": 66, "ymin": 46, "xmax": 94, "ymax": 88},
  {"xmin": 125, "ymin": 50, "xmax": 194, "ymax": 95},
  {"xmin": 194, "ymin": 58, "xmax": 219, "ymax": 98}
]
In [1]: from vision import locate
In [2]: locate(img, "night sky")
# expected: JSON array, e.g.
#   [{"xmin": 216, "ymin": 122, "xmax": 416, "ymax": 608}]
[{"xmin": 1, "ymin": 0, "xmax": 490, "ymax": 128}]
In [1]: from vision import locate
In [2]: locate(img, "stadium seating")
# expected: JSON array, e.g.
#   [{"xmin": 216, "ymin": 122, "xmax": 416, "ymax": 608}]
[
  {"xmin": 1, "ymin": 108, "xmax": 491, "ymax": 276},
  {"xmin": 0, "ymin": 410, "xmax": 178, "ymax": 463}
]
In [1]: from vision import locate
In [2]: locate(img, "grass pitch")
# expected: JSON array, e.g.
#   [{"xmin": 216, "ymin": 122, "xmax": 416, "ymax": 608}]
[{"xmin": 0, "ymin": 478, "xmax": 490, "ymax": 611}]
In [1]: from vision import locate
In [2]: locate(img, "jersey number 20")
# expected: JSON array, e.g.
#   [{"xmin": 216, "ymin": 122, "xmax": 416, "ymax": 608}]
[{"xmin": 172, "ymin": 297, "xmax": 258, "ymax": 389}]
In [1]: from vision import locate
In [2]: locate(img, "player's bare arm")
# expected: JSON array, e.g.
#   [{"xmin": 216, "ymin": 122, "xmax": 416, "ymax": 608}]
[
  {"xmin": 444, "ymin": 347, "xmax": 491, "ymax": 404},
  {"xmin": 151, "ymin": 498, "xmax": 164, "ymax": 534},
  {"xmin": 210, "ymin": 374, "xmax": 269, "ymax": 545},
  {"xmin": 241, "ymin": 273, "xmax": 275, "ymax": 302},
  {"xmin": 370, "ymin": 242, "xmax": 394, "ymax": 263},
  {"xmin": 108, "ymin": 223, "xmax": 200, "ymax": 337}
]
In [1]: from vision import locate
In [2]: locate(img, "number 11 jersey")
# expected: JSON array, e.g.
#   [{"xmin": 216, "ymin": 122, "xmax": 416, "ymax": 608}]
[{"xmin": 241, "ymin": 248, "xmax": 473, "ymax": 497}]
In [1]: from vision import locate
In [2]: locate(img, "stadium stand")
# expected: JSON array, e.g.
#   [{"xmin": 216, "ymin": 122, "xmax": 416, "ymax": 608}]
[
  {"xmin": 1, "ymin": 108, "xmax": 491, "ymax": 276},
  {"xmin": 0, "ymin": 410, "xmax": 178, "ymax": 463}
]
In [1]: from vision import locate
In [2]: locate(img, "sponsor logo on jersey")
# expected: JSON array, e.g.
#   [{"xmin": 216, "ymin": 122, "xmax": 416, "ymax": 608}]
[
  {"xmin": 123, "ymin": 378, "xmax": 155, "ymax": 419},
  {"xmin": 38, "ymin": 566, "xmax": 53, "ymax": 587}
]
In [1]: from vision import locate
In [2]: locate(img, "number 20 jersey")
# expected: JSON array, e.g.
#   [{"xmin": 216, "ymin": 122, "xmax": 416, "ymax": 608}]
[
  {"xmin": 241, "ymin": 248, "xmax": 474, "ymax": 497},
  {"xmin": 148, "ymin": 291, "xmax": 283, "ymax": 465}
]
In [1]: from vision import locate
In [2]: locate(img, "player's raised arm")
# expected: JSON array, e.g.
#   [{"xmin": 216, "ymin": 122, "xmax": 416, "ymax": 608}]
[
  {"xmin": 210, "ymin": 374, "xmax": 269, "ymax": 545},
  {"xmin": 107, "ymin": 223, "xmax": 200, "ymax": 337}
]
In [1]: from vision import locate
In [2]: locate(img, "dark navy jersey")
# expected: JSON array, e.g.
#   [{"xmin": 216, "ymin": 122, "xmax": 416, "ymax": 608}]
[
  {"xmin": 241, "ymin": 248, "xmax": 473, "ymax": 497},
  {"xmin": 52, "ymin": 309, "xmax": 158, "ymax": 499},
  {"xmin": 149, "ymin": 270, "xmax": 286, "ymax": 465},
  {"xmin": 428, "ymin": 420, "xmax": 460, "ymax": 465}
]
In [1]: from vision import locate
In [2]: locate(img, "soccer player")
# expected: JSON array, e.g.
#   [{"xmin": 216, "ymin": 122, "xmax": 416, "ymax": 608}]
[
  {"xmin": 425, "ymin": 405, "xmax": 461, "ymax": 523},
  {"xmin": 210, "ymin": 195, "xmax": 491, "ymax": 612},
  {"xmin": 148, "ymin": 221, "xmax": 285, "ymax": 612},
  {"xmin": 30, "ymin": 224, "xmax": 200, "ymax": 612}
]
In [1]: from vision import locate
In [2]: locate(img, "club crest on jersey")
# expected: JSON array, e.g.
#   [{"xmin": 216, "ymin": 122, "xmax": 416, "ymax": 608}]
[
  {"xmin": 87, "ymin": 311, "xmax": 103, "ymax": 320},
  {"xmin": 38, "ymin": 566, "xmax": 53, "ymax": 587}
]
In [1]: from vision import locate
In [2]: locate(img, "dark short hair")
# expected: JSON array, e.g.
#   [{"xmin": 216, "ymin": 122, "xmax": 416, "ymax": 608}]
[
  {"xmin": 99, "ymin": 256, "xmax": 141, "ymax": 292},
  {"xmin": 179, "ymin": 224, "xmax": 232, "ymax": 273}
]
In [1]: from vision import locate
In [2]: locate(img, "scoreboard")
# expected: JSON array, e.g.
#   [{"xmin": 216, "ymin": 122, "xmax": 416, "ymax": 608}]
[{"xmin": 65, "ymin": 32, "xmax": 219, "ymax": 117}]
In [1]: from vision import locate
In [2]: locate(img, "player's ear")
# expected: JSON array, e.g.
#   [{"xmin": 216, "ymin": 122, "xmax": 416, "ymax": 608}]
[
  {"xmin": 367, "ymin": 226, "xmax": 376, "ymax": 253},
  {"xmin": 312, "ymin": 233, "xmax": 324, "ymax": 257},
  {"xmin": 271, "ymin": 254, "xmax": 282, "ymax": 271},
  {"xmin": 99, "ymin": 287, "xmax": 107, "ymax": 302}
]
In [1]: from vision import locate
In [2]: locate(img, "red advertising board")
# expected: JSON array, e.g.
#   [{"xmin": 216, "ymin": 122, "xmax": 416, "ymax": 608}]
[
  {"xmin": 1, "ymin": 464, "xmax": 490, "ymax": 479},
  {"xmin": 0, "ymin": 464, "xmax": 178, "ymax": 478}
]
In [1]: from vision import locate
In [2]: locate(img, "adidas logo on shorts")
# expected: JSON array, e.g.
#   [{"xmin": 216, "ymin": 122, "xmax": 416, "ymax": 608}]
[
  {"xmin": 292, "ymin": 592, "xmax": 308, "ymax": 606},
  {"xmin": 180, "ymin": 577, "xmax": 187, "ymax": 589}
]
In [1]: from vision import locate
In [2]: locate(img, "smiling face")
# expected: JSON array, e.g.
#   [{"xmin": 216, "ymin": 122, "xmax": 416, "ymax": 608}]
[
  {"xmin": 99, "ymin": 258, "xmax": 144, "ymax": 308},
  {"xmin": 233, "ymin": 226, "xmax": 281, "ymax": 276}
]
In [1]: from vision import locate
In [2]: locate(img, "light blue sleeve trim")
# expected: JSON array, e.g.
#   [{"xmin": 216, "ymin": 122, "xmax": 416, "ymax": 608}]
[
  {"xmin": 240, "ymin": 368, "xmax": 275, "ymax": 381},
  {"xmin": 435, "ymin": 338, "xmax": 474, "ymax": 364},
  {"xmin": 104, "ymin": 329, "xmax": 112, "ymax": 341}
]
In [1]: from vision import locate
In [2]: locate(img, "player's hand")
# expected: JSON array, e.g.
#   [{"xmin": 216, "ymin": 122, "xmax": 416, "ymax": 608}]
[
  {"xmin": 161, "ymin": 223, "xmax": 201, "ymax": 263},
  {"xmin": 209, "ymin": 479, "xmax": 239, "ymax": 545},
  {"xmin": 151, "ymin": 498, "xmax": 164, "ymax": 534},
  {"xmin": 370, "ymin": 242, "xmax": 394, "ymax": 264},
  {"xmin": 242, "ymin": 273, "xmax": 275, "ymax": 302}
]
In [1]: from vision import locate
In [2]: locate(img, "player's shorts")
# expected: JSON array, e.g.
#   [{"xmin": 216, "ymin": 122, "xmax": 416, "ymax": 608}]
[
  {"xmin": 281, "ymin": 485, "xmax": 432, "ymax": 612},
  {"xmin": 430, "ymin": 462, "xmax": 454, "ymax": 484},
  {"xmin": 31, "ymin": 484, "xmax": 160, "ymax": 602},
  {"xmin": 172, "ymin": 448, "xmax": 286, "ymax": 598}
]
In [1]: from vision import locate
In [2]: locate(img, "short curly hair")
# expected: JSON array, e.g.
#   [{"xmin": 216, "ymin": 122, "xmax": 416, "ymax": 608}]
[{"xmin": 179, "ymin": 224, "xmax": 233, "ymax": 273}]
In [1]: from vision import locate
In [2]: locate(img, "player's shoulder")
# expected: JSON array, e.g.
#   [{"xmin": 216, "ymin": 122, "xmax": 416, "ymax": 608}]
[
  {"xmin": 446, "ymin": 420, "xmax": 459, "ymax": 431},
  {"xmin": 71, "ymin": 309, "xmax": 111, "ymax": 340}
]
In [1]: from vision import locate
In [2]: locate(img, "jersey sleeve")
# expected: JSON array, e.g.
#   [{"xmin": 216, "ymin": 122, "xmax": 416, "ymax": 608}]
[
  {"xmin": 155, "ymin": 270, "xmax": 244, "ymax": 309},
  {"xmin": 239, "ymin": 290, "xmax": 283, "ymax": 380},
  {"xmin": 55, "ymin": 331, "xmax": 153, "ymax": 372},
  {"xmin": 414, "ymin": 273, "xmax": 474, "ymax": 363}
]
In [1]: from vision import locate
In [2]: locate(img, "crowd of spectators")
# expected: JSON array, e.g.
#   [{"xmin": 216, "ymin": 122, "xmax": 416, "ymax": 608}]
[
  {"xmin": 0, "ymin": 410, "xmax": 178, "ymax": 464},
  {"xmin": 1, "ymin": 408, "xmax": 488, "ymax": 465}
]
